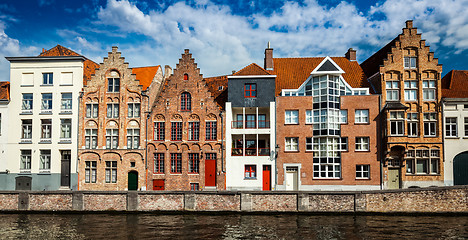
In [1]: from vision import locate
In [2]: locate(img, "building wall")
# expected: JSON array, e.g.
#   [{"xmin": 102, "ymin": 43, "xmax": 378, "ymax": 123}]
[
  {"xmin": 0, "ymin": 101, "xmax": 8, "ymax": 174},
  {"xmin": 4, "ymin": 58, "xmax": 84, "ymax": 190},
  {"xmin": 442, "ymin": 99, "xmax": 468, "ymax": 186},
  {"xmin": 275, "ymin": 95, "xmax": 380, "ymax": 190},
  {"xmin": 227, "ymin": 77, "xmax": 275, "ymax": 107},
  {"xmin": 78, "ymin": 47, "xmax": 148, "ymax": 191},
  {"xmin": 378, "ymin": 21, "xmax": 444, "ymax": 188},
  {"xmin": 147, "ymin": 49, "xmax": 225, "ymax": 191}
]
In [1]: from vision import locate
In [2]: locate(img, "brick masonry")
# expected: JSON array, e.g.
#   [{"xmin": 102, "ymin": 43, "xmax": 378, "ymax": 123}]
[{"xmin": 0, "ymin": 186, "xmax": 467, "ymax": 213}]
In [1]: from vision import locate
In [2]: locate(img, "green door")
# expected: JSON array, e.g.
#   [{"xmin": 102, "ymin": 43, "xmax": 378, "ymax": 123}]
[
  {"xmin": 128, "ymin": 171, "xmax": 138, "ymax": 190},
  {"xmin": 388, "ymin": 168, "xmax": 400, "ymax": 189},
  {"xmin": 454, "ymin": 152, "xmax": 468, "ymax": 185}
]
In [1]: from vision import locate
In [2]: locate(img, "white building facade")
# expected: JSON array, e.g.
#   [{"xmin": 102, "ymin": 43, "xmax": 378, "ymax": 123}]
[
  {"xmin": 0, "ymin": 82, "xmax": 9, "ymax": 177},
  {"xmin": 3, "ymin": 55, "xmax": 87, "ymax": 190}
]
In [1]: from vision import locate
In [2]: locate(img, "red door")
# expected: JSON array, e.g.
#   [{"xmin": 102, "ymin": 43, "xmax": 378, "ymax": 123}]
[
  {"xmin": 153, "ymin": 179, "xmax": 165, "ymax": 190},
  {"xmin": 263, "ymin": 165, "xmax": 271, "ymax": 191},
  {"xmin": 205, "ymin": 160, "xmax": 216, "ymax": 187}
]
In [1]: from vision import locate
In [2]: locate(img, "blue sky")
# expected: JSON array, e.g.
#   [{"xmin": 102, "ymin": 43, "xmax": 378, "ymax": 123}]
[{"xmin": 1, "ymin": 0, "xmax": 468, "ymax": 80}]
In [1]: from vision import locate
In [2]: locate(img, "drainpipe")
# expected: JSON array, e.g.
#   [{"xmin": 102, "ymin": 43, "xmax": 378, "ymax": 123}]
[
  {"xmin": 77, "ymin": 91, "xmax": 84, "ymax": 190},
  {"xmin": 220, "ymin": 112, "xmax": 225, "ymax": 173},
  {"xmin": 379, "ymin": 94, "xmax": 383, "ymax": 190}
]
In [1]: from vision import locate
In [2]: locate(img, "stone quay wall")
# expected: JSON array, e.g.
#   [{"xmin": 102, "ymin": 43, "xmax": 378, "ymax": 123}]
[{"xmin": 0, "ymin": 186, "xmax": 466, "ymax": 213}]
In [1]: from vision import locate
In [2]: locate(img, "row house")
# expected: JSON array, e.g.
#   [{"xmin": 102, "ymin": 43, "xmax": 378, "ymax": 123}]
[
  {"xmin": 225, "ymin": 63, "xmax": 276, "ymax": 191},
  {"xmin": 361, "ymin": 20, "xmax": 444, "ymax": 189},
  {"xmin": 2, "ymin": 45, "xmax": 98, "ymax": 190},
  {"xmin": 147, "ymin": 50, "xmax": 226, "ymax": 191},
  {"xmin": 270, "ymin": 48, "xmax": 380, "ymax": 190},
  {"xmin": 0, "ymin": 82, "xmax": 9, "ymax": 182},
  {"xmin": 78, "ymin": 47, "xmax": 164, "ymax": 191},
  {"xmin": 441, "ymin": 70, "xmax": 468, "ymax": 186}
]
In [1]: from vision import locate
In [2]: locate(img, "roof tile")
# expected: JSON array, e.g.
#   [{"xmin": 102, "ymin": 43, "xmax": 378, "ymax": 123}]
[
  {"xmin": 132, "ymin": 66, "xmax": 160, "ymax": 91},
  {"xmin": 442, "ymin": 70, "xmax": 468, "ymax": 98},
  {"xmin": 0, "ymin": 81, "xmax": 10, "ymax": 101}
]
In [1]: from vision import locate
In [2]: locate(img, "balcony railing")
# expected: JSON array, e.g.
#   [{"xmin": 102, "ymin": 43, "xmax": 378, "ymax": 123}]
[
  {"xmin": 232, "ymin": 120, "xmax": 270, "ymax": 129},
  {"xmin": 231, "ymin": 148, "xmax": 270, "ymax": 156}
]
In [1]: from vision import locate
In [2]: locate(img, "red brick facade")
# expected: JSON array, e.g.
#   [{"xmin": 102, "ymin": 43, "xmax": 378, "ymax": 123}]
[
  {"xmin": 78, "ymin": 47, "xmax": 162, "ymax": 190},
  {"xmin": 147, "ymin": 49, "xmax": 226, "ymax": 191}
]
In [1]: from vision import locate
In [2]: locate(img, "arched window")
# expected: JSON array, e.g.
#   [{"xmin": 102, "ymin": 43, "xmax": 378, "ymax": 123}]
[
  {"xmin": 183, "ymin": 74, "xmax": 189, "ymax": 81},
  {"xmin": 181, "ymin": 92, "xmax": 191, "ymax": 111}
]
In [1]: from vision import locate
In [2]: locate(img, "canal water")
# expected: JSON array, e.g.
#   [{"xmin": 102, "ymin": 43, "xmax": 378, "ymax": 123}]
[{"xmin": 0, "ymin": 213, "xmax": 467, "ymax": 239}]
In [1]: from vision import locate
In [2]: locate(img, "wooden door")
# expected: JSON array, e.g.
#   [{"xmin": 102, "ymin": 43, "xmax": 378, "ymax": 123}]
[
  {"xmin": 285, "ymin": 167, "xmax": 298, "ymax": 190},
  {"xmin": 60, "ymin": 151, "xmax": 71, "ymax": 187},
  {"xmin": 388, "ymin": 168, "xmax": 400, "ymax": 189},
  {"xmin": 128, "ymin": 171, "xmax": 138, "ymax": 190},
  {"xmin": 262, "ymin": 165, "xmax": 271, "ymax": 191},
  {"xmin": 152, "ymin": 179, "xmax": 165, "ymax": 190},
  {"xmin": 454, "ymin": 152, "xmax": 468, "ymax": 185},
  {"xmin": 205, "ymin": 160, "xmax": 216, "ymax": 187}
]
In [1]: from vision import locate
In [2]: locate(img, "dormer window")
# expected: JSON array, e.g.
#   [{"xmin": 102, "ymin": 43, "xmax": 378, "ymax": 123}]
[
  {"xmin": 244, "ymin": 83, "xmax": 256, "ymax": 98},
  {"xmin": 107, "ymin": 70, "xmax": 120, "ymax": 92}
]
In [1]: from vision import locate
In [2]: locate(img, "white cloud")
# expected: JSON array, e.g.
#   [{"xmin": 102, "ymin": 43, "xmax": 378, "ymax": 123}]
[{"xmin": 90, "ymin": 0, "xmax": 468, "ymax": 76}]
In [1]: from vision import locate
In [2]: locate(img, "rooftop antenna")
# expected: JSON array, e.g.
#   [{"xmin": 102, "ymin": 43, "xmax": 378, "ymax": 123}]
[{"xmin": 267, "ymin": 41, "xmax": 270, "ymax": 48}]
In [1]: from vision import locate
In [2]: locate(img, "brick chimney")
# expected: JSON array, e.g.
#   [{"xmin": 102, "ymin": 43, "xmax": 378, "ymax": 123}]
[
  {"xmin": 264, "ymin": 41, "xmax": 273, "ymax": 71},
  {"xmin": 406, "ymin": 20, "xmax": 413, "ymax": 29},
  {"xmin": 345, "ymin": 48, "xmax": 356, "ymax": 61}
]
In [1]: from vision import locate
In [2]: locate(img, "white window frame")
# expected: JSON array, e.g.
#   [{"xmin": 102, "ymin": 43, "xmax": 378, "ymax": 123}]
[
  {"xmin": 41, "ymin": 119, "xmax": 52, "ymax": 140},
  {"xmin": 20, "ymin": 150, "xmax": 32, "ymax": 171},
  {"xmin": 106, "ymin": 129, "xmax": 119, "ymax": 149},
  {"xmin": 22, "ymin": 119, "xmax": 32, "ymax": 140},
  {"xmin": 356, "ymin": 165, "xmax": 370, "ymax": 179},
  {"xmin": 355, "ymin": 109, "xmax": 369, "ymax": 124},
  {"xmin": 404, "ymin": 56, "xmax": 417, "ymax": 69},
  {"xmin": 107, "ymin": 103, "xmax": 119, "ymax": 118},
  {"xmin": 407, "ymin": 113, "xmax": 419, "ymax": 137},
  {"xmin": 105, "ymin": 161, "xmax": 117, "ymax": 183},
  {"xmin": 386, "ymin": 81, "xmax": 399, "ymax": 101},
  {"xmin": 305, "ymin": 110, "xmax": 313, "ymax": 124},
  {"xmin": 285, "ymin": 110, "xmax": 299, "ymax": 124},
  {"xmin": 128, "ymin": 102, "xmax": 141, "ymax": 118},
  {"xmin": 285, "ymin": 137, "xmax": 298, "ymax": 151},
  {"xmin": 445, "ymin": 117, "xmax": 457, "ymax": 137},
  {"xmin": 389, "ymin": 111, "xmax": 405, "ymax": 136},
  {"xmin": 355, "ymin": 137, "xmax": 369, "ymax": 151},
  {"xmin": 42, "ymin": 72, "xmax": 53, "ymax": 85},
  {"xmin": 423, "ymin": 113, "xmax": 437, "ymax": 137},
  {"xmin": 40, "ymin": 150, "xmax": 51, "ymax": 171},
  {"xmin": 127, "ymin": 128, "xmax": 140, "ymax": 149},
  {"xmin": 60, "ymin": 119, "xmax": 72, "ymax": 139},
  {"xmin": 86, "ymin": 103, "xmax": 98, "ymax": 118},
  {"xmin": 85, "ymin": 161, "xmax": 97, "ymax": 183},
  {"xmin": 404, "ymin": 81, "xmax": 417, "ymax": 101},
  {"xmin": 85, "ymin": 129, "xmax": 98, "ymax": 149},
  {"xmin": 41, "ymin": 93, "xmax": 52, "ymax": 110},
  {"xmin": 61, "ymin": 93, "xmax": 72, "ymax": 110},
  {"xmin": 423, "ymin": 80, "xmax": 436, "ymax": 101},
  {"xmin": 22, "ymin": 93, "xmax": 33, "ymax": 111}
]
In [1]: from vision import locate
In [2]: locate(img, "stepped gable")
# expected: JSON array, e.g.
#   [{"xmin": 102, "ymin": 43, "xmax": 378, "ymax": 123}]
[
  {"xmin": 0, "ymin": 81, "xmax": 10, "ymax": 100},
  {"xmin": 204, "ymin": 75, "xmax": 228, "ymax": 110},
  {"xmin": 233, "ymin": 63, "xmax": 271, "ymax": 76},
  {"xmin": 132, "ymin": 66, "xmax": 160, "ymax": 91},
  {"xmin": 38, "ymin": 44, "xmax": 99, "ymax": 86},
  {"xmin": 360, "ymin": 38, "xmax": 397, "ymax": 79},
  {"xmin": 272, "ymin": 57, "xmax": 367, "ymax": 96},
  {"xmin": 442, "ymin": 70, "xmax": 468, "ymax": 98}
]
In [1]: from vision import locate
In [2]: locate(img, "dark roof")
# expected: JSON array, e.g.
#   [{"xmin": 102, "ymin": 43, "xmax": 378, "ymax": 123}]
[
  {"xmin": 360, "ymin": 38, "xmax": 397, "ymax": 78},
  {"xmin": 233, "ymin": 63, "xmax": 271, "ymax": 76},
  {"xmin": 272, "ymin": 57, "xmax": 367, "ymax": 96},
  {"xmin": 131, "ymin": 66, "xmax": 160, "ymax": 91},
  {"xmin": 0, "ymin": 81, "xmax": 10, "ymax": 101},
  {"xmin": 383, "ymin": 102, "xmax": 409, "ymax": 110},
  {"xmin": 442, "ymin": 70, "xmax": 468, "ymax": 98},
  {"xmin": 204, "ymin": 75, "xmax": 228, "ymax": 109},
  {"xmin": 39, "ymin": 45, "xmax": 99, "ymax": 85}
]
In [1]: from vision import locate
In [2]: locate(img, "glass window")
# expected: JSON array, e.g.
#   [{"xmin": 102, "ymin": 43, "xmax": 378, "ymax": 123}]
[
  {"xmin": 170, "ymin": 153, "xmax": 182, "ymax": 173},
  {"xmin": 22, "ymin": 94, "xmax": 33, "ymax": 110},
  {"xmin": 390, "ymin": 111, "xmax": 404, "ymax": 136},
  {"xmin": 127, "ymin": 129, "xmax": 140, "ymax": 149},
  {"xmin": 41, "ymin": 119, "xmax": 52, "ymax": 139},
  {"xmin": 407, "ymin": 113, "xmax": 419, "ymax": 137},
  {"xmin": 154, "ymin": 153, "xmax": 164, "ymax": 173},
  {"xmin": 423, "ymin": 80, "xmax": 436, "ymax": 101},
  {"xmin": 445, "ymin": 117, "xmax": 457, "ymax": 137},
  {"xmin": 355, "ymin": 137, "xmax": 369, "ymax": 151},
  {"xmin": 106, "ymin": 129, "xmax": 119, "ymax": 149},
  {"xmin": 465, "ymin": 117, "xmax": 468, "ymax": 136},
  {"xmin": 128, "ymin": 103, "xmax": 140, "ymax": 118},
  {"xmin": 244, "ymin": 165, "xmax": 256, "ymax": 179},
  {"xmin": 105, "ymin": 161, "xmax": 117, "ymax": 183},
  {"xmin": 41, "ymin": 93, "xmax": 52, "ymax": 110},
  {"xmin": 285, "ymin": 137, "xmax": 299, "ymax": 151},
  {"xmin": 85, "ymin": 129, "xmax": 98, "ymax": 149},
  {"xmin": 306, "ymin": 110, "xmax": 313, "ymax": 124},
  {"xmin": 86, "ymin": 103, "xmax": 98, "ymax": 118},
  {"xmin": 108, "ymin": 78, "xmax": 120, "ymax": 92},
  {"xmin": 20, "ymin": 150, "xmax": 32, "ymax": 171},
  {"xmin": 171, "ymin": 122, "xmax": 182, "ymax": 141},
  {"xmin": 107, "ymin": 103, "xmax": 119, "ymax": 118},
  {"xmin": 386, "ymin": 81, "xmax": 399, "ymax": 101},
  {"xmin": 356, "ymin": 165, "xmax": 370, "ymax": 179},
  {"xmin": 404, "ymin": 57, "xmax": 417, "ymax": 68},
  {"xmin": 340, "ymin": 110, "xmax": 348, "ymax": 123},
  {"xmin": 244, "ymin": 83, "xmax": 256, "ymax": 98},
  {"xmin": 355, "ymin": 109, "xmax": 369, "ymax": 124},
  {"xmin": 85, "ymin": 161, "xmax": 97, "ymax": 183},
  {"xmin": 188, "ymin": 122, "xmax": 200, "ymax": 141},
  {"xmin": 404, "ymin": 81, "xmax": 417, "ymax": 101},
  {"xmin": 181, "ymin": 92, "xmax": 191, "ymax": 111},
  {"xmin": 189, "ymin": 153, "xmax": 200, "ymax": 173},
  {"xmin": 60, "ymin": 119, "xmax": 72, "ymax": 139},
  {"xmin": 285, "ymin": 110, "xmax": 299, "ymax": 124},
  {"xmin": 206, "ymin": 121, "xmax": 217, "ymax": 141},
  {"xmin": 42, "ymin": 73, "xmax": 53, "ymax": 85},
  {"xmin": 306, "ymin": 137, "xmax": 313, "ymax": 151},
  {"xmin": 40, "ymin": 150, "xmax": 51, "ymax": 171},
  {"xmin": 190, "ymin": 183, "xmax": 199, "ymax": 191},
  {"xmin": 154, "ymin": 122, "xmax": 165, "ymax": 141},
  {"xmin": 61, "ymin": 93, "xmax": 72, "ymax": 110},
  {"xmin": 22, "ymin": 119, "xmax": 32, "ymax": 139},
  {"xmin": 423, "ymin": 113, "xmax": 437, "ymax": 137}
]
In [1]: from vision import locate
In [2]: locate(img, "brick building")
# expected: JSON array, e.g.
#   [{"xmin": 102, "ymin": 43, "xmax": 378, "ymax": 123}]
[
  {"xmin": 361, "ymin": 20, "xmax": 444, "ymax": 189},
  {"xmin": 147, "ymin": 49, "xmax": 226, "ymax": 191},
  {"xmin": 78, "ymin": 47, "xmax": 163, "ymax": 191},
  {"xmin": 271, "ymin": 47, "xmax": 380, "ymax": 190},
  {"xmin": 441, "ymin": 70, "xmax": 468, "ymax": 186}
]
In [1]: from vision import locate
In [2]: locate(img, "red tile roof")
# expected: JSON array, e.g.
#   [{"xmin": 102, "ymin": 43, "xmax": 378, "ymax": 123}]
[
  {"xmin": 0, "ymin": 81, "xmax": 10, "ymax": 101},
  {"xmin": 233, "ymin": 63, "xmax": 271, "ymax": 76},
  {"xmin": 132, "ymin": 66, "xmax": 160, "ymax": 91},
  {"xmin": 38, "ymin": 45, "xmax": 99, "ymax": 86},
  {"xmin": 272, "ymin": 57, "xmax": 367, "ymax": 96},
  {"xmin": 204, "ymin": 75, "xmax": 228, "ymax": 109},
  {"xmin": 442, "ymin": 70, "xmax": 468, "ymax": 98}
]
